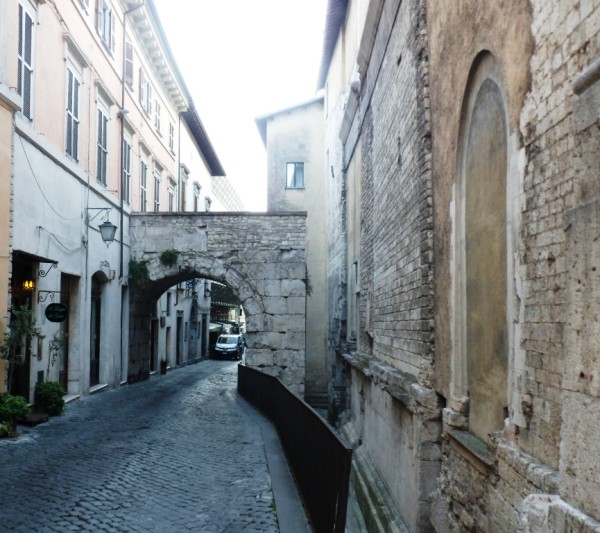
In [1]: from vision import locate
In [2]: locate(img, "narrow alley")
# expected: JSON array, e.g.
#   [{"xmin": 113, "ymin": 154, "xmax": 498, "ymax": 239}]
[{"xmin": 0, "ymin": 362, "xmax": 300, "ymax": 532}]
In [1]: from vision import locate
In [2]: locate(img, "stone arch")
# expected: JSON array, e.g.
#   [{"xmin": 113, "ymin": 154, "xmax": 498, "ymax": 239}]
[
  {"xmin": 453, "ymin": 51, "xmax": 511, "ymax": 441},
  {"xmin": 128, "ymin": 212, "xmax": 307, "ymax": 394}
]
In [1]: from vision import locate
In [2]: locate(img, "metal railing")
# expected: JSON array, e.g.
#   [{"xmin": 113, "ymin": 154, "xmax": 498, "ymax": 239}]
[{"xmin": 238, "ymin": 364, "xmax": 353, "ymax": 533}]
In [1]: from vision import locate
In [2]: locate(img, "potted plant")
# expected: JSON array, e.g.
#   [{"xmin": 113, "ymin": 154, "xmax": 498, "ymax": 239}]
[
  {"xmin": 0, "ymin": 304, "xmax": 44, "ymax": 392},
  {"xmin": 160, "ymin": 358, "xmax": 168, "ymax": 375},
  {"xmin": 0, "ymin": 393, "xmax": 30, "ymax": 437},
  {"xmin": 35, "ymin": 382, "xmax": 65, "ymax": 416}
]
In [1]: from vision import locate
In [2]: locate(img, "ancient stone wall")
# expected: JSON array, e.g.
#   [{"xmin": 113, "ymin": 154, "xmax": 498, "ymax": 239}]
[
  {"xmin": 128, "ymin": 212, "xmax": 307, "ymax": 395},
  {"xmin": 426, "ymin": 0, "xmax": 600, "ymax": 530}
]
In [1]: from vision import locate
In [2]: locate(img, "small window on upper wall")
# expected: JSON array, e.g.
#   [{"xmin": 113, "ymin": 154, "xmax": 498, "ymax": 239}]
[
  {"xmin": 17, "ymin": 2, "xmax": 35, "ymax": 120},
  {"xmin": 286, "ymin": 162, "xmax": 304, "ymax": 189},
  {"xmin": 139, "ymin": 68, "xmax": 152, "ymax": 115},
  {"xmin": 154, "ymin": 99, "xmax": 162, "ymax": 134},
  {"xmin": 193, "ymin": 182, "xmax": 201, "ymax": 211},
  {"xmin": 169, "ymin": 122, "xmax": 175, "ymax": 151},
  {"xmin": 124, "ymin": 40, "xmax": 134, "ymax": 88},
  {"xmin": 78, "ymin": 0, "xmax": 90, "ymax": 12},
  {"xmin": 96, "ymin": 0, "xmax": 115, "ymax": 54}
]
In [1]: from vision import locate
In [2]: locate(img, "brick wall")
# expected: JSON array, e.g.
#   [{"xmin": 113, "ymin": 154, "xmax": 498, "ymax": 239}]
[
  {"xmin": 518, "ymin": 0, "xmax": 600, "ymax": 469},
  {"xmin": 359, "ymin": 0, "xmax": 434, "ymax": 384}
]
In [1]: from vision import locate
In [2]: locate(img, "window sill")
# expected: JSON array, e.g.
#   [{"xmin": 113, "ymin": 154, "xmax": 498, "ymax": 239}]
[
  {"xmin": 447, "ymin": 428, "xmax": 493, "ymax": 474},
  {"xmin": 285, "ymin": 187, "xmax": 305, "ymax": 190}
]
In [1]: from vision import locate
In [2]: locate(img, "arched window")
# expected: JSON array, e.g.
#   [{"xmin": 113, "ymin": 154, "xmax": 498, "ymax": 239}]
[{"xmin": 454, "ymin": 53, "xmax": 510, "ymax": 441}]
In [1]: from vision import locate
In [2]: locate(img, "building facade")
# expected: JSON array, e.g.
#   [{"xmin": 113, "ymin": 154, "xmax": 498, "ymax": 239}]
[
  {"xmin": 256, "ymin": 96, "xmax": 328, "ymax": 407},
  {"xmin": 3, "ymin": 0, "xmax": 224, "ymax": 401},
  {"xmin": 320, "ymin": 0, "xmax": 600, "ymax": 531},
  {"xmin": 0, "ymin": 0, "xmax": 21, "ymax": 393}
]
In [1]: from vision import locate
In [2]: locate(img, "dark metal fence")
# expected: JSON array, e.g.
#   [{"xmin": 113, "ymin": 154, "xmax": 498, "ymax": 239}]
[{"xmin": 238, "ymin": 364, "xmax": 353, "ymax": 533}]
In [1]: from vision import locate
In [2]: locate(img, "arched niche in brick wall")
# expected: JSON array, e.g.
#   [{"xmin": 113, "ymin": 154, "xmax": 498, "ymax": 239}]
[{"xmin": 453, "ymin": 51, "xmax": 510, "ymax": 442}]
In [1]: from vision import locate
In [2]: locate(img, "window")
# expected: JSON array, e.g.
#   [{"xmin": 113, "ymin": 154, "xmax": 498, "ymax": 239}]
[
  {"xmin": 139, "ymin": 68, "xmax": 152, "ymax": 115},
  {"xmin": 286, "ymin": 162, "xmax": 304, "ymax": 188},
  {"xmin": 96, "ymin": 0, "xmax": 115, "ymax": 53},
  {"xmin": 65, "ymin": 66, "xmax": 81, "ymax": 160},
  {"xmin": 154, "ymin": 99, "xmax": 162, "ymax": 134},
  {"xmin": 96, "ymin": 102, "xmax": 109, "ymax": 186},
  {"xmin": 169, "ymin": 122, "xmax": 175, "ymax": 151},
  {"xmin": 78, "ymin": 0, "xmax": 90, "ymax": 12},
  {"xmin": 180, "ymin": 166, "xmax": 189, "ymax": 211},
  {"xmin": 17, "ymin": 3, "xmax": 34, "ymax": 119},
  {"xmin": 193, "ymin": 183, "xmax": 201, "ymax": 211},
  {"xmin": 122, "ymin": 136, "xmax": 132, "ymax": 204},
  {"xmin": 124, "ymin": 40, "xmax": 134, "ymax": 87},
  {"xmin": 153, "ymin": 164, "xmax": 161, "ymax": 212},
  {"xmin": 168, "ymin": 179, "xmax": 176, "ymax": 212},
  {"xmin": 140, "ymin": 156, "xmax": 148, "ymax": 212}
]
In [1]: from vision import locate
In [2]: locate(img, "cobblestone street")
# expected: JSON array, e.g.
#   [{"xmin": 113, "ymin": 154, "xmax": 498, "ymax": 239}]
[{"xmin": 0, "ymin": 361, "xmax": 283, "ymax": 532}]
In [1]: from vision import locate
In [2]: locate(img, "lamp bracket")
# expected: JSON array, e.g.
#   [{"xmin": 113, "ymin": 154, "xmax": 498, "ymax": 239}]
[
  {"xmin": 39, "ymin": 262, "xmax": 58, "ymax": 278},
  {"xmin": 38, "ymin": 290, "xmax": 64, "ymax": 303},
  {"xmin": 85, "ymin": 207, "xmax": 112, "ymax": 223}
]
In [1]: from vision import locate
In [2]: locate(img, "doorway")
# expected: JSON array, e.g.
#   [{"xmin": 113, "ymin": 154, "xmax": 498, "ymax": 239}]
[
  {"xmin": 176, "ymin": 314, "xmax": 183, "ymax": 365},
  {"xmin": 90, "ymin": 274, "xmax": 102, "ymax": 387},
  {"xmin": 58, "ymin": 274, "xmax": 72, "ymax": 391}
]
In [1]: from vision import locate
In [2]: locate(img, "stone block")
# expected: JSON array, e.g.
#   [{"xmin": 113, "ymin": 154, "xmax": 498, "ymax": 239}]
[
  {"xmin": 287, "ymin": 296, "xmax": 305, "ymax": 315},
  {"xmin": 263, "ymin": 296, "xmax": 288, "ymax": 315},
  {"xmin": 564, "ymin": 200, "xmax": 600, "ymax": 398},
  {"xmin": 560, "ymin": 391, "xmax": 600, "ymax": 521},
  {"xmin": 276, "ymin": 349, "xmax": 306, "ymax": 369},
  {"xmin": 283, "ymin": 331, "xmax": 305, "ymax": 351},
  {"xmin": 251, "ymin": 332, "xmax": 284, "ymax": 350},
  {"xmin": 246, "ymin": 350, "xmax": 274, "ymax": 367},
  {"xmin": 443, "ymin": 407, "xmax": 468, "ymax": 428},
  {"xmin": 280, "ymin": 279, "xmax": 306, "ymax": 297}
]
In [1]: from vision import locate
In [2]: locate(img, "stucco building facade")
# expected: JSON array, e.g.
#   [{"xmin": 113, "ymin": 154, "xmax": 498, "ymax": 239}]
[
  {"xmin": 3, "ymin": 0, "xmax": 225, "ymax": 401},
  {"xmin": 320, "ymin": 0, "xmax": 600, "ymax": 531}
]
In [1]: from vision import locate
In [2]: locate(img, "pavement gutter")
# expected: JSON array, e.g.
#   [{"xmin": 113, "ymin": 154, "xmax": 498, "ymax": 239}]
[{"xmin": 257, "ymin": 414, "xmax": 312, "ymax": 533}]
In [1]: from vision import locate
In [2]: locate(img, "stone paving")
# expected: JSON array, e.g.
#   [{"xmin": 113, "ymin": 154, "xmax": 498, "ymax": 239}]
[{"xmin": 0, "ymin": 361, "xmax": 280, "ymax": 532}]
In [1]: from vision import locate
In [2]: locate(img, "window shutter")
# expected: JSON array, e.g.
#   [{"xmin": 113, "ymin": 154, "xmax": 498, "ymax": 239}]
[
  {"xmin": 74, "ymin": 77, "xmax": 80, "ymax": 160},
  {"xmin": 139, "ymin": 68, "xmax": 144, "ymax": 106},
  {"xmin": 125, "ymin": 42, "xmax": 133, "ymax": 86},
  {"xmin": 96, "ymin": 0, "xmax": 104, "ymax": 35},
  {"xmin": 110, "ymin": 9, "xmax": 115, "ymax": 51}
]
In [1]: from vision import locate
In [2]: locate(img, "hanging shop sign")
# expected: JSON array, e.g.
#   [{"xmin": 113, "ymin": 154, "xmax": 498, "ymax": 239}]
[{"xmin": 45, "ymin": 303, "xmax": 68, "ymax": 323}]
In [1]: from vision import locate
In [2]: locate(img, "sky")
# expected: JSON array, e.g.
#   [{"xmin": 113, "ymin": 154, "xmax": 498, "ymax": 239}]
[{"xmin": 152, "ymin": 0, "xmax": 328, "ymax": 211}]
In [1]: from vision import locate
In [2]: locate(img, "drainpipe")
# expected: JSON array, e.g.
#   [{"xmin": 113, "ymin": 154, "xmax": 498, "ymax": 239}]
[
  {"xmin": 119, "ymin": 1, "xmax": 145, "ymax": 382},
  {"xmin": 177, "ymin": 114, "xmax": 181, "ymax": 210}
]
